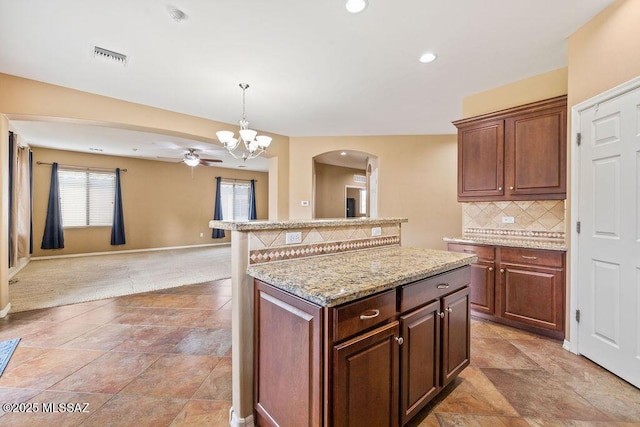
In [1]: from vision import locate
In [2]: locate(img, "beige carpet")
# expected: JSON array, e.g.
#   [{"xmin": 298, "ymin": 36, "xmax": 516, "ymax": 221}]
[{"xmin": 9, "ymin": 245, "xmax": 232, "ymax": 312}]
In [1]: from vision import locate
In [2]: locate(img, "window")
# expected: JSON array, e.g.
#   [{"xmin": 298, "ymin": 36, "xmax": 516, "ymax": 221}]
[
  {"xmin": 220, "ymin": 181, "xmax": 250, "ymax": 221},
  {"xmin": 58, "ymin": 169, "xmax": 115, "ymax": 227},
  {"xmin": 360, "ymin": 189, "xmax": 367, "ymax": 215}
]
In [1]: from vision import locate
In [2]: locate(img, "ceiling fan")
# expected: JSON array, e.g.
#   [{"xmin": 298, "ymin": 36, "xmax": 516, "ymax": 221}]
[{"xmin": 181, "ymin": 148, "xmax": 223, "ymax": 167}]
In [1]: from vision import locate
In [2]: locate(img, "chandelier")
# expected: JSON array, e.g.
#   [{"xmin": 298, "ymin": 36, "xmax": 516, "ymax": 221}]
[{"xmin": 216, "ymin": 83, "xmax": 272, "ymax": 161}]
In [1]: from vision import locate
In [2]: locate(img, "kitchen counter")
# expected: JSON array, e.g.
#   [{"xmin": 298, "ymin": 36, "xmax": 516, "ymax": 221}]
[
  {"xmin": 248, "ymin": 246, "xmax": 477, "ymax": 307},
  {"xmin": 444, "ymin": 236, "xmax": 567, "ymax": 251},
  {"xmin": 209, "ymin": 216, "xmax": 408, "ymax": 231}
]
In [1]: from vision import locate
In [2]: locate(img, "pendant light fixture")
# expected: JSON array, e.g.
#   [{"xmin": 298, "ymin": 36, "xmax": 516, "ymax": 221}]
[{"xmin": 216, "ymin": 83, "xmax": 272, "ymax": 161}]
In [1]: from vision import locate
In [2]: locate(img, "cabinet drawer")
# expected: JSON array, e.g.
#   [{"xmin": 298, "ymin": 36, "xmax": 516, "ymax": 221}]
[
  {"xmin": 333, "ymin": 290, "xmax": 397, "ymax": 343},
  {"xmin": 499, "ymin": 247, "xmax": 564, "ymax": 268},
  {"xmin": 399, "ymin": 266, "xmax": 471, "ymax": 313},
  {"xmin": 447, "ymin": 243, "xmax": 495, "ymax": 260}
]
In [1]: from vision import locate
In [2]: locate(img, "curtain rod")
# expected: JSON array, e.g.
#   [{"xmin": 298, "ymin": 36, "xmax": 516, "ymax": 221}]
[
  {"xmin": 36, "ymin": 161, "xmax": 127, "ymax": 173},
  {"xmin": 217, "ymin": 176, "xmax": 257, "ymax": 183}
]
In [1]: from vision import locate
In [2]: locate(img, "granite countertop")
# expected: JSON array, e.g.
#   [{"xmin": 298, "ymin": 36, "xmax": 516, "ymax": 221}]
[
  {"xmin": 247, "ymin": 246, "xmax": 476, "ymax": 307},
  {"xmin": 443, "ymin": 236, "xmax": 567, "ymax": 251},
  {"xmin": 209, "ymin": 217, "xmax": 408, "ymax": 231}
]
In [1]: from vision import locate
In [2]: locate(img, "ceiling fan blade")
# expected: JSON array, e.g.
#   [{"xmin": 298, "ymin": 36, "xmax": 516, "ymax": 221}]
[
  {"xmin": 155, "ymin": 156, "xmax": 184, "ymax": 163},
  {"xmin": 200, "ymin": 158, "xmax": 223, "ymax": 166}
]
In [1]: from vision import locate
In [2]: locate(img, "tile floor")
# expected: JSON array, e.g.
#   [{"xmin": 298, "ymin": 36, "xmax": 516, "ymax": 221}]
[{"xmin": 0, "ymin": 279, "xmax": 638, "ymax": 426}]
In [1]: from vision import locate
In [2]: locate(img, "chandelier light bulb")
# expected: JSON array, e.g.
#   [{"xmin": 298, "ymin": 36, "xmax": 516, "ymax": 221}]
[{"xmin": 346, "ymin": 0, "xmax": 367, "ymax": 14}]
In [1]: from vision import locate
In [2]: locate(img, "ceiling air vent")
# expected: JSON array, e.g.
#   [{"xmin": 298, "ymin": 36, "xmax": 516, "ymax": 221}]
[{"xmin": 93, "ymin": 46, "xmax": 127, "ymax": 65}]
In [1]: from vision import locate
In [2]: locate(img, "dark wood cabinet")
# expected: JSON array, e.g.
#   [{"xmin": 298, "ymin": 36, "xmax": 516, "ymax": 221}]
[
  {"xmin": 448, "ymin": 243, "xmax": 565, "ymax": 339},
  {"xmin": 454, "ymin": 96, "xmax": 567, "ymax": 201},
  {"xmin": 498, "ymin": 247, "xmax": 565, "ymax": 334},
  {"xmin": 334, "ymin": 321, "xmax": 400, "ymax": 427},
  {"xmin": 254, "ymin": 266, "xmax": 472, "ymax": 426},
  {"xmin": 447, "ymin": 243, "xmax": 495, "ymax": 315}
]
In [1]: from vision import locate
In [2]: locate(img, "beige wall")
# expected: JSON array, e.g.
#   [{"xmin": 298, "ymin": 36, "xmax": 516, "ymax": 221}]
[
  {"xmin": 30, "ymin": 147, "xmax": 268, "ymax": 256},
  {"xmin": 314, "ymin": 163, "xmax": 365, "ymax": 218},
  {"xmin": 462, "ymin": 68, "xmax": 568, "ymax": 118},
  {"xmin": 289, "ymin": 135, "xmax": 460, "ymax": 249},
  {"xmin": 568, "ymin": 0, "xmax": 640, "ymax": 107}
]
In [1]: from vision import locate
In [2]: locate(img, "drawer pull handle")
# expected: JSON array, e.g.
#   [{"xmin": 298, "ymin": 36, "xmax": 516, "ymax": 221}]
[
  {"xmin": 463, "ymin": 249, "xmax": 476, "ymax": 254},
  {"xmin": 395, "ymin": 336, "xmax": 404, "ymax": 345},
  {"xmin": 446, "ymin": 307, "xmax": 453, "ymax": 313},
  {"xmin": 521, "ymin": 255, "xmax": 538, "ymax": 260},
  {"xmin": 438, "ymin": 312, "xmax": 445, "ymax": 319},
  {"xmin": 360, "ymin": 309, "xmax": 380, "ymax": 320},
  {"xmin": 437, "ymin": 284, "xmax": 449, "ymax": 289}
]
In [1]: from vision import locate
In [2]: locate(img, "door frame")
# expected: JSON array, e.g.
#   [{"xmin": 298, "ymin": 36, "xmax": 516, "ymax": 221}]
[{"xmin": 568, "ymin": 74, "xmax": 640, "ymax": 354}]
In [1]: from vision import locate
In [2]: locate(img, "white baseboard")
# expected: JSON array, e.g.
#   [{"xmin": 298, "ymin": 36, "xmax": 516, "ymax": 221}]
[
  {"xmin": 8, "ymin": 257, "xmax": 31, "ymax": 279},
  {"xmin": 31, "ymin": 242, "xmax": 231, "ymax": 261},
  {"xmin": 229, "ymin": 408, "xmax": 254, "ymax": 427},
  {"xmin": 0, "ymin": 303, "xmax": 11, "ymax": 318},
  {"xmin": 562, "ymin": 339, "xmax": 577, "ymax": 354}
]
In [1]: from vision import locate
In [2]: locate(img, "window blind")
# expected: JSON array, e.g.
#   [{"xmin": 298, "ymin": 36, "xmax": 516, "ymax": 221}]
[
  {"xmin": 221, "ymin": 181, "xmax": 250, "ymax": 221},
  {"xmin": 58, "ymin": 169, "xmax": 115, "ymax": 227}
]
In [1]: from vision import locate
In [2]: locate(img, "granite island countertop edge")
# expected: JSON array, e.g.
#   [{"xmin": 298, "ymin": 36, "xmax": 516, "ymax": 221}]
[{"xmin": 247, "ymin": 247, "xmax": 477, "ymax": 307}]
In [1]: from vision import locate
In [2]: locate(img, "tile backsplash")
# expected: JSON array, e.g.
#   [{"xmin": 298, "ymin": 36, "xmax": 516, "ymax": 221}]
[{"xmin": 462, "ymin": 200, "xmax": 565, "ymax": 242}]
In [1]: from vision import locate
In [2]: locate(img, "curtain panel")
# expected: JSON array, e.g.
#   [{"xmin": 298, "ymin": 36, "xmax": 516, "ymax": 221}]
[
  {"xmin": 9, "ymin": 133, "xmax": 32, "ymax": 266},
  {"xmin": 41, "ymin": 162, "xmax": 65, "ymax": 249},
  {"xmin": 212, "ymin": 176, "xmax": 225, "ymax": 239},
  {"xmin": 111, "ymin": 168, "xmax": 126, "ymax": 245},
  {"xmin": 249, "ymin": 179, "xmax": 257, "ymax": 220}
]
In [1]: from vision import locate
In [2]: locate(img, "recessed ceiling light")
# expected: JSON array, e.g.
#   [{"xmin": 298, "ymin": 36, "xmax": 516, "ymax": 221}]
[
  {"xmin": 346, "ymin": 0, "xmax": 367, "ymax": 14},
  {"xmin": 167, "ymin": 5, "xmax": 187, "ymax": 22},
  {"xmin": 419, "ymin": 52, "xmax": 437, "ymax": 63},
  {"xmin": 340, "ymin": 152, "xmax": 347, "ymax": 156}
]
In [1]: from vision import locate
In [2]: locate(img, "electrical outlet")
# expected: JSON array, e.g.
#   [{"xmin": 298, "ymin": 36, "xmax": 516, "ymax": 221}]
[
  {"xmin": 301, "ymin": 200, "xmax": 310, "ymax": 207},
  {"xmin": 285, "ymin": 231, "xmax": 302, "ymax": 244},
  {"xmin": 502, "ymin": 216, "xmax": 515, "ymax": 224},
  {"xmin": 199, "ymin": 232, "xmax": 204, "ymax": 237},
  {"xmin": 371, "ymin": 227, "xmax": 382, "ymax": 237}
]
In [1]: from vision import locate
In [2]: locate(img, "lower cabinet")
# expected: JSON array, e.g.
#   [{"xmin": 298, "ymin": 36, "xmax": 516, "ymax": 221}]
[
  {"xmin": 254, "ymin": 266, "xmax": 471, "ymax": 427},
  {"xmin": 448, "ymin": 243, "xmax": 565, "ymax": 339}
]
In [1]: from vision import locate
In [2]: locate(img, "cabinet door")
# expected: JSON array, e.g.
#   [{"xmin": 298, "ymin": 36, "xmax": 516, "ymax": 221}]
[
  {"xmin": 498, "ymin": 263, "xmax": 564, "ymax": 332},
  {"xmin": 334, "ymin": 321, "xmax": 400, "ymax": 427},
  {"xmin": 441, "ymin": 287, "xmax": 470, "ymax": 387},
  {"xmin": 255, "ymin": 281, "xmax": 323, "ymax": 427},
  {"xmin": 504, "ymin": 104, "xmax": 567, "ymax": 199},
  {"xmin": 457, "ymin": 119, "xmax": 505, "ymax": 200},
  {"xmin": 400, "ymin": 301, "xmax": 440, "ymax": 425},
  {"xmin": 469, "ymin": 261, "xmax": 495, "ymax": 315}
]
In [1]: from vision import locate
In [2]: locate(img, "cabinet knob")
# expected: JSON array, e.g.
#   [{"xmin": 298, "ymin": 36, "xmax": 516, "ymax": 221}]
[
  {"xmin": 438, "ymin": 312, "xmax": 445, "ymax": 319},
  {"xmin": 488, "ymin": 267, "xmax": 494, "ymax": 272},
  {"xmin": 446, "ymin": 307, "xmax": 453, "ymax": 313},
  {"xmin": 395, "ymin": 336, "xmax": 404, "ymax": 346},
  {"xmin": 509, "ymin": 186, "xmax": 514, "ymax": 190},
  {"xmin": 498, "ymin": 186, "xmax": 503, "ymax": 191},
  {"xmin": 359, "ymin": 309, "xmax": 380, "ymax": 320},
  {"xmin": 500, "ymin": 268, "xmax": 505, "ymax": 273}
]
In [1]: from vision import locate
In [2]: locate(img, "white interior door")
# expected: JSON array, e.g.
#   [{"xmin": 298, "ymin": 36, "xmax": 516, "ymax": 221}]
[{"xmin": 576, "ymin": 82, "xmax": 640, "ymax": 388}]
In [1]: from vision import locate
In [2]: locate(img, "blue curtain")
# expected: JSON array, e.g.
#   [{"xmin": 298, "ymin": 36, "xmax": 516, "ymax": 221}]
[
  {"xmin": 8, "ymin": 132, "xmax": 14, "ymax": 265},
  {"xmin": 111, "ymin": 168, "xmax": 126, "ymax": 245},
  {"xmin": 212, "ymin": 176, "xmax": 225, "ymax": 238},
  {"xmin": 249, "ymin": 179, "xmax": 257, "ymax": 220},
  {"xmin": 41, "ymin": 162, "xmax": 64, "ymax": 249}
]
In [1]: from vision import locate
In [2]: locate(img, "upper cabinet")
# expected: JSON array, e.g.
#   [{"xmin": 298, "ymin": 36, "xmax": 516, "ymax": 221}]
[{"xmin": 454, "ymin": 96, "xmax": 567, "ymax": 201}]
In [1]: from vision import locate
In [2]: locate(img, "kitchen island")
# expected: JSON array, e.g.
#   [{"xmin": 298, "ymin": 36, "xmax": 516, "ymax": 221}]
[
  {"xmin": 248, "ymin": 246, "xmax": 476, "ymax": 426},
  {"xmin": 209, "ymin": 217, "xmax": 410, "ymax": 427}
]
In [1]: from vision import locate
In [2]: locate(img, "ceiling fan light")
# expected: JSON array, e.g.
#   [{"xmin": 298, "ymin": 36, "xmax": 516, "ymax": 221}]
[
  {"xmin": 184, "ymin": 157, "xmax": 200, "ymax": 167},
  {"xmin": 239, "ymin": 129, "xmax": 257, "ymax": 142},
  {"xmin": 216, "ymin": 131, "xmax": 234, "ymax": 144},
  {"xmin": 256, "ymin": 135, "xmax": 272, "ymax": 148}
]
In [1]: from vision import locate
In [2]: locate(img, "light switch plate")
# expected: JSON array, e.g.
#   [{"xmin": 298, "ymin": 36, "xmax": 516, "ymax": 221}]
[
  {"xmin": 502, "ymin": 216, "xmax": 515, "ymax": 224},
  {"xmin": 285, "ymin": 231, "xmax": 302, "ymax": 244},
  {"xmin": 301, "ymin": 200, "xmax": 310, "ymax": 207},
  {"xmin": 371, "ymin": 227, "xmax": 382, "ymax": 237}
]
